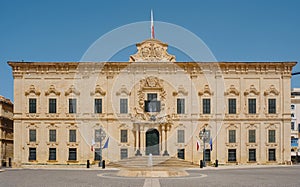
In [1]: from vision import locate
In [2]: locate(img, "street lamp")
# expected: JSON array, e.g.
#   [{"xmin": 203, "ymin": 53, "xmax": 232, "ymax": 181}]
[
  {"xmin": 96, "ymin": 127, "xmax": 106, "ymax": 167},
  {"xmin": 199, "ymin": 128, "xmax": 209, "ymax": 167}
]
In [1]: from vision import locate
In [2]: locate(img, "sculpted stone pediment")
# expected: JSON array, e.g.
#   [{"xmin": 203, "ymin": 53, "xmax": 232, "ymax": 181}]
[
  {"xmin": 264, "ymin": 85, "xmax": 279, "ymax": 96},
  {"xmin": 129, "ymin": 39, "xmax": 176, "ymax": 62},
  {"xmin": 224, "ymin": 85, "xmax": 239, "ymax": 96},
  {"xmin": 90, "ymin": 85, "xmax": 106, "ymax": 96},
  {"xmin": 25, "ymin": 85, "xmax": 41, "ymax": 96},
  {"xmin": 45, "ymin": 85, "xmax": 60, "ymax": 96},
  {"xmin": 244, "ymin": 85, "xmax": 260, "ymax": 96},
  {"xmin": 65, "ymin": 85, "xmax": 80, "ymax": 96}
]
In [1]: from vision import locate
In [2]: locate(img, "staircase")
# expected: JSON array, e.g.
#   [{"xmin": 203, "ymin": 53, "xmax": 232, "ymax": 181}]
[{"xmin": 107, "ymin": 156, "xmax": 198, "ymax": 169}]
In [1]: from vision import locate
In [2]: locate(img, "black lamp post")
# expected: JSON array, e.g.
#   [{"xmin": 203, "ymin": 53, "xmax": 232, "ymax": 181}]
[{"xmin": 199, "ymin": 128, "xmax": 209, "ymax": 167}]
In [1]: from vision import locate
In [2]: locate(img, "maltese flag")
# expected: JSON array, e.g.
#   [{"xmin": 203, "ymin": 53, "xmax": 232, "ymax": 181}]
[
  {"xmin": 91, "ymin": 139, "xmax": 95, "ymax": 152},
  {"xmin": 151, "ymin": 9, "xmax": 155, "ymax": 39}
]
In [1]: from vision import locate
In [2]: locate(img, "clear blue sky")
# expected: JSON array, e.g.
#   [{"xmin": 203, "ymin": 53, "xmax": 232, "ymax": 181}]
[{"xmin": 1, "ymin": 0, "xmax": 300, "ymax": 101}]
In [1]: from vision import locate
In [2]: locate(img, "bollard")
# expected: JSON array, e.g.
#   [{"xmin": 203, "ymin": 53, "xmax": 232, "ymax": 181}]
[
  {"xmin": 87, "ymin": 160, "xmax": 90, "ymax": 168},
  {"xmin": 200, "ymin": 160, "xmax": 203, "ymax": 168},
  {"xmin": 215, "ymin": 159, "xmax": 218, "ymax": 167},
  {"xmin": 9, "ymin": 158, "xmax": 12, "ymax": 168},
  {"xmin": 102, "ymin": 160, "xmax": 105, "ymax": 169}
]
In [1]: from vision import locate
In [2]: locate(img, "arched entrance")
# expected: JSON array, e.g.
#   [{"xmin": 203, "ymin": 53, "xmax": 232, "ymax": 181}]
[{"xmin": 146, "ymin": 129, "xmax": 160, "ymax": 155}]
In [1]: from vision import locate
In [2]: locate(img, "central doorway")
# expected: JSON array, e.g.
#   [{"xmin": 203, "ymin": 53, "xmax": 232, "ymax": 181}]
[{"xmin": 146, "ymin": 129, "xmax": 160, "ymax": 155}]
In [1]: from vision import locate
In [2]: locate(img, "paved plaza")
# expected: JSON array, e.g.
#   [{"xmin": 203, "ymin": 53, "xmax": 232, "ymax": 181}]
[{"xmin": 1, "ymin": 165, "xmax": 300, "ymax": 187}]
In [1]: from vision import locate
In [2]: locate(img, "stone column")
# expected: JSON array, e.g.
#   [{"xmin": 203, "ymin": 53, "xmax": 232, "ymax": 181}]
[
  {"xmin": 161, "ymin": 125, "xmax": 165, "ymax": 154},
  {"xmin": 163, "ymin": 124, "xmax": 169, "ymax": 156},
  {"xmin": 135, "ymin": 124, "xmax": 141, "ymax": 156}
]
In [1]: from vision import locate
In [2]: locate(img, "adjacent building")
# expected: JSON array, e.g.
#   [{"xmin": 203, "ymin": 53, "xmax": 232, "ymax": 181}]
[
  {"xmin": 0, "ymin": 96, "xmax": 13, "ymax": 167},
  {"xmin": 291, "ymin": 88, "xmax": 300, "ymax": 161},
  {"xmin": 8, "ymin": 39, "xmax": 296, "ymax": 167}
]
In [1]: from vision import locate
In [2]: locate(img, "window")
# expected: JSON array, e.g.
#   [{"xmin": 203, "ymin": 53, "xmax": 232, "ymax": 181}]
[
  {"xmin": 69, "ymin": 98, "xmax": 77, "ymax": 113},
  {"xmin": 94, "ymin": 99, "xmax": 102, "ymax": 113},
  {"xmin": 248, "ymin": 98, "xmax": 256, "ymax": 114},
  {"xmin": 228, "ymin": 98, "xmax": 236, "ymax": 114},
  {"xmin": 144, "ymin": 93, "xmax": 160, "ymax": 112},
  {"xmin": 120, "ymin": 98, "xmax": 128, "ymax": 114},
  {"xmin": 204, "ymin": 149, "xmax": 211, "ymax": 161},
  {"xmin": 203, "ymin": 98, "xmax": 211, "ymax": 114},
  {"xmin": 120, "ymin": 148, "xmax": 128, "ymax": 160},
  {"xmin": 49, "ymin": 98, "xmax": 57, "ymax": 113},
  {"xmin": 268, "ymin": 130, "xmax": 276, "ymax": 143},
  {"xmin": 95, "ymin": 129, "xmax": 101, "ymax": 142},
  {"xmin": 49, "ymin": 130, "xmax": 56, "ymax": 142},
  {"xmin": 94, "ymin": 148, "xmax": 101, "ymax": 161},
  {"xmin": 29, "ymin": 129, "xmax": 36, "ymax": 142},
  {"xmin": 29, "ymin": 148, "xmax": 36, "ymax": 161},
  {"xmin": 177, "ymin": 130, "xmax": 185, "ymax": 143},
  {"xmin": 268, "ymin": 99, "xmax": 276, "ymax": 114},
  {"xmin": 291, "ymin": 105, "xmax": 295, "ymax": 110},
  {"xmin": 248, "ymin": 130, "xmax": 256, "ymax": 143},
  {"xmin": 177, "ymin": 98, "xmax": 185, "ymax": 114},
  {"xmin": 268, "ymin": 149, "xmax": 276, "ymax": 161},
  {"xmin": 228, "ymin": 149, "xmax": 236, "ymax": 162},
  {"xmin": 120, "ymin": 130, "xmax": 128, "ymax": 143},
  {"xmin": 49, "ymin": 148, "xmax": 56, "ymax": 161},
  {"xmin": 68, "ymin": 148, "xmax": 77, "ymax": 161},
  {"xmin": 249, "ymin": 149, "xmax": 256, "ymax": 161},
  {"xmin": 291, "ymin": 122, "xmax": 295, "ymax": 130},
  {"xmin": 69, "ymin": 130, "xmax": 76, "ymax": 142},
  {"xmin": 229, "ymin": 130, "xmax": 236, "ymax": 143},
  {"xmin": 298, "ymin": 124, "xmax": 300, "ymax": 133},
  {"xmin": 29, "ymin": 98, "xmax": 37, "ymax": 113}
]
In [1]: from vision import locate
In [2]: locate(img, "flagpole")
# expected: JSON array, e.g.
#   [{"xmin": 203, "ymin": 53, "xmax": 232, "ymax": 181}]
[{"xmin": 151, "ymin": 9, "xmax": 155, "ymax": 39}]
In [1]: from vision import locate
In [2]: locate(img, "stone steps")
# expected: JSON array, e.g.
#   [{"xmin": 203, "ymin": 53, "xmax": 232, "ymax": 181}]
[{"xmin": 108, "ymin": 156, "xmax": 199, "ymax": 168}]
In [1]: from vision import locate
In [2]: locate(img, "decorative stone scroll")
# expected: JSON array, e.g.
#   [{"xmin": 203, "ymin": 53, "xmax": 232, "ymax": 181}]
[
  {"xmin": 90, "ymin": 85, "xmax": 106, "ymax": 96},
  {"xmin": 224, "ymin": 85, "xmax": 239, "ymax": 96},
  {"xmin": 129, "ymin": 39, "xmax": 176, "ymax": 62},
  {"xmin": 244, "ymin": 85, "xmax": 260, "ymax": 96},
  {"xmin": 264, "ymin": 85, "xmax": 279, "ymax": 96},
  {"xmin": 173, "ymin": 85, "xmax": 188, "ymax": 96},
  {"xmin": 45, "ymin": 85, "xmax": 60, "ymax": 96},
  {"xmin": 116, "ymin": 85, "xmax": 131, "ymax": 96},
  {"xmin": 65, "ymin": 85, "xmax": 80, "ymax": 96},
  {"xmin": 198, "ymin": 85, "xmax": 214, "ymax": 96},
  {"xmin": 25, "ymin": 85, "xmax": 41, "ymax": 96}
]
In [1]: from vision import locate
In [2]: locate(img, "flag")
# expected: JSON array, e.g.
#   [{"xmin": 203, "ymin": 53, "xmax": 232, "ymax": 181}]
[
  {"xmin": 196, "ymin": 140, "xmax": 200, "ymax": 151},
  {"xmin": 103, "ymin": 137, "xmax": 109, "ymax": 149},
  {"xmin": 151, "ymin": 9, "xmax": 155, "ymax": 39},
  {"xmin": 91, "ymin": 139, "xmax": 95, "ymax": 152},
  {"xmin": 209, "ymin": 138, "xmax": 213, "ymax": 151}
]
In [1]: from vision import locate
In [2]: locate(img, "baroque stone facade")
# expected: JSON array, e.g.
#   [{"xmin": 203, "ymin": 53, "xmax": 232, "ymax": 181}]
[
  {"xmin": 0, "ymin": 96, "xmax": 13, "ymax": 167},
  {"xmin": 8, "ymin": 39, "xmax": 296, "ymax": 167}
]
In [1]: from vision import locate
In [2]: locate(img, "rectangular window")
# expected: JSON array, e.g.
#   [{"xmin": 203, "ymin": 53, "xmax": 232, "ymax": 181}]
[
  {"xmin": 205, "ymin": 149, "xmax": 211, "ymax": 161},
  {"xmin": 69, "ymin": 98, "xmax": 77, "ymax": 113},
  {"xmin": 248, "ymin": 129, "xmax": 256, "ymax": 143},
  {"xmin": 147, "ymin": 93, "xmax": 157, "ymax": 101},
  {"xmin": 68, "ymin": 148, "xmax": 77, "ymax": 161},
  {"xmin": 95, "ymin": 129, "xmax": 101, "ymax": 142},
  {"xmin": 120, "ymin": 130, "xmax": 128, "ymax": 143},
  {"xmin": 94, "ymin": 99, "xmax": 102, "ymax": 114},
  {"xmin": 120, "ymin": 148, "xmax": 128, "ymax": 160},
  {"xmin": 49, "ymin": 98, "xmax": 57, "ymax": 113},
  {"xmin": 228, "ymin": 149, "xmax": 236, "ymax": 162},
  {"xmin": 29, "ymin": 148, "xmax": 36, "ymax": 161},
  {"xmin": 248, "ymin": 98, "xmax": 256, "ymax": 114},
  {"xmin": 249, "ymin": 149, "xmax": 256, "ymax": 161},
  {"xmin": 94, "ymin": 148, "xmax": 101, "ymax": 161},
  {"xmin": 177, "ymin": 130, "xmax": 185, "ymax": 143},
  {"xmin": 268, "ymin": 99, "xmax": 276, "ymax": 114},
  {"xmin": 268, "ymin": 149, "xmax": 276, "ymax": 161},
  {"xmin": 228, "ymin": 98, "xmax": 236, "ymax": 114},
  {"xmin": 120, "ymin": 98, "xmax": 128, "ymax": 114},
  {"xmin": 291, "ymin": 122, "xmax": 295, "ymax": 130},
  {"xmin": 69, "ymin": 130, "xmax": 76, "ymax": 142},
  {"xmin": 49, "ymin": 148, "xmax": 56, "ymax": 161},
  {"xmin": 49, "ymin": 129, "xmax": 56, "ymax": 142},
  {"xmin": 29, "ymin": 129, "xmax": 36, "ymax": 142},
  {"xmin": 229, "ymin": 130, "xmax": 236, "ymax": 143},
  {"xmin": 144, "ymin": 93, "xmax": 160, "ymax": 112},
  {"xmin": 268, "ymin": 130, "xmax": 276, "ymax": 143},
  {"xmin": 29, "ymin": 98, "xmax": 37, "ymax": 113},
  {"xmin": 203, "ymin": 98, "xmax": 211, "ymax": 114},
  {"xmin": 177, "ymin": 98, "xmax": 185, "ymax": 114}
]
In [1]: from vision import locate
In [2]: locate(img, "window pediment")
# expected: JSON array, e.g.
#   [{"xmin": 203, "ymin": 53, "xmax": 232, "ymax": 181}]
[
  {"xmin": 244, "ymin": 85, "xmax": 259, "ymax": 96},
  {"xmin": 173, "ymin": 85, "xmax": 188, "ymax": 96},
  {"xmin": 264, "ymin": 85, "xmax": 279, "ymax": 96},
  {"xmin": 45, "ymin": 85, "xmax": 60, "ymax": 96},
  {"xmin": 116, "ymin": 85, "xmax": 131, "ymax": 96},
  {"xmin": 25, "ymin": 85, "xmax": 41, "ymax": 96},
  {"xmin": 65, "ymin": 85, "xmax": 80, "ymax": 96},
  {"xmin": 90, "ymin": 85, "xmax": 106, "ymax": 96},
  {"xmin": 224, "ymin": 85, "xmax": 239, "ymax": 96},
  {"xmin": 198, "ymin": 85, "xmax": 213, "ymax": 96}
]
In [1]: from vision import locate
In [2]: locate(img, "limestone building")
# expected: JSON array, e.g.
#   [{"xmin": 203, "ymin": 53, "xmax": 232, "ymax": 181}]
[
  {"xmin": 291, "ymin": 88, "xmax": 300, "ymax": 160},
  {"xmin": 8, "ymin": 39, "xmax": 296, "ymax": 167},
  {"xmin": 0, "ymin": 96, "xmax": 13, "ymax": 167}
]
